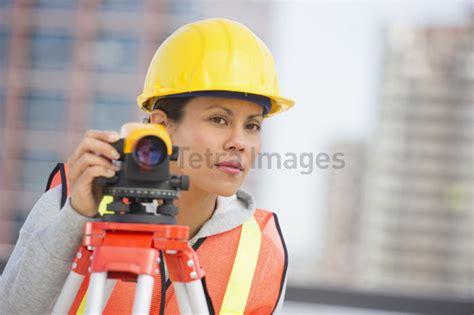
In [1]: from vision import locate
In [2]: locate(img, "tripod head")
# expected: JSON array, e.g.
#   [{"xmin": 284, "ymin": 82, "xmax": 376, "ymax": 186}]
[{"xmin": 96, "ymin": 123, "xmax": 189, "ymax": 224}]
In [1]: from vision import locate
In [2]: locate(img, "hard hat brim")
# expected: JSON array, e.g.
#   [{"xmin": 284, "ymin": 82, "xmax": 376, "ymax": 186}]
[{"xmin": 137, "ymin": 90, "xmax": 295, "ymax": 118}]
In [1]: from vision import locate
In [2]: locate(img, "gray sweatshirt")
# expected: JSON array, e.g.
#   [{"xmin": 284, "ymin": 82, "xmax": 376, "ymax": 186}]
[{"xmin": 0, "ymin": 185, "xmax": 287, "ymax": 314}]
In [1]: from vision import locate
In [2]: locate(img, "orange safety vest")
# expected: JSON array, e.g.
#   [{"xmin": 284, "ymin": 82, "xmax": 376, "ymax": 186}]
[{"xmin": 45, "ymin": 163, "xmax": 288, "ymax": 314}]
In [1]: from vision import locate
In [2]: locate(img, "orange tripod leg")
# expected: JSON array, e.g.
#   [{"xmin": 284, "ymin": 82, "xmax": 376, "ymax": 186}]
[{"xmin": 54, "ymin": 221, "xmax": 209, "ymax": 314}]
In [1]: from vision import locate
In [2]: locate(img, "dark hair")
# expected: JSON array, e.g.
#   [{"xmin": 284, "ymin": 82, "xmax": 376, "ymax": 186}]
[{"xmin": 150, "ymin": 97, "xmax": 194, "ymax": 124}]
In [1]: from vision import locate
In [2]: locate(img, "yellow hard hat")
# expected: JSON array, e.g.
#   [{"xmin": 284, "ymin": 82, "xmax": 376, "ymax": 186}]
[{"xmin": 137, "ymin": 18, "xmax": 295, "ymax": 118}]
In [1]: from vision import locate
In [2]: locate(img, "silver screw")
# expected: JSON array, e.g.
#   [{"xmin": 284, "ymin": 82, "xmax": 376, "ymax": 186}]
[
  {"xmin": 72, "ymin": 262, "xmax": 77, "ymax": 269},
  {"xmin": 187, "ymin": 260, "xmax": 194, "ymax": 268},
  {"xmin": 190, "ymin": 271, "xmax": 197, "ymax": 279},
  {"xmin": 76, "ymin": 252, "xmax": 82, "ymax": 259}
]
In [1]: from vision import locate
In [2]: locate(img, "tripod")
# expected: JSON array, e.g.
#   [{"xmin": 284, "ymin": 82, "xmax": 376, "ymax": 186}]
[
  {"xmin": 52, "ymin": 221, "xmax": 209, "ymax": 314},
  {"xmin": 50, "ymin": 125, "xmax": 209, "ymax": 313}
]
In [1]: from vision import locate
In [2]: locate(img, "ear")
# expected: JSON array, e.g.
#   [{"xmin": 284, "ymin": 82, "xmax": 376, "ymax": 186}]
[
  {"xmin": 150, "ymin": 109, "xmax": 169, "ymax": 127},
  {"xmin": 149, "ymin": 109, "xmax": 177, "ymax": 136}
]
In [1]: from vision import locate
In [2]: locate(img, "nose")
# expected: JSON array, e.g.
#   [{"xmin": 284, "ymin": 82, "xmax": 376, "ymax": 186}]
[{"xmin": 223, "ymin": 126, "xmax": 246, "ymax": 152}]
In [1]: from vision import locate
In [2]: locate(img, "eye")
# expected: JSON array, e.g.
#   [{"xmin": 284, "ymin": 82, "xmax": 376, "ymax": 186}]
[
  {"xmin": 209, "ymin": 116, "xmax": 228, "ymax": 125},
  {"xmin": 246, "ymin": 123, "xmax": 261, "ymax": 132}
]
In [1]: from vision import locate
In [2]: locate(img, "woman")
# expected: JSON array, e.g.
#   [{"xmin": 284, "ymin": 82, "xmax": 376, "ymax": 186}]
[{"xmin": 0, "ymin": 18, "xmax": 294, "ymax": 314}]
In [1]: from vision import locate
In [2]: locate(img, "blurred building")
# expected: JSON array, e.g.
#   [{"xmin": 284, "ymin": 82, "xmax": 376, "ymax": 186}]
[
  {"xmin": 0, "ymin": 0, "xmax": 273, "ymax": 270},
  {"xmin": 355, "ymin": 15, "xmax": 474, "ymax": 298},
  {"xmin": 318, "ymin": 140, "xmax": 367, "ymax": 284}
]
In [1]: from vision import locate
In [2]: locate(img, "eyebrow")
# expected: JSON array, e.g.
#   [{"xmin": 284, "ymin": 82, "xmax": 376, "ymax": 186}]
[{"xmin": 205, "ymin": 105, "xmax": 263, "ymax": 119}]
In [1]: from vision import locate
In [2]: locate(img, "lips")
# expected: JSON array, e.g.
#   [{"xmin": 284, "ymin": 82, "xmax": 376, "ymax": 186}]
[
  {"xmin": 215, "ymin": 160, "xmax": 243, "ymax": 170},
  {"xmin": 215, "ymin": 160, "xmax": 243, "ymax": 175}
]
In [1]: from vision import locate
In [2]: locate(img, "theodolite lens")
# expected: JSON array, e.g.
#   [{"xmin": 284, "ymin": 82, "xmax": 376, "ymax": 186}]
[{"xmin": 134, "ymin": 135, "xmax": 167, "ymax": 168}]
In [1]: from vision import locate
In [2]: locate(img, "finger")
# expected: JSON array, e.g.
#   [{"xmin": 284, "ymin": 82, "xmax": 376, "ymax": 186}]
[
  {"xmin": 69, "ymin": 136, "xmax": 121, "ymax": 167},
  {"xmin": 84, "ymin": 129, "xmax": 120, "ymax": 142},
  {"xmin": 69, "ymin": 153, "xmax": 118, "ymax": 182},
  {"xmin": 69, "ymin": 130, "xmax": 120, "ymax": 166},
  {"xmin": 75, "ymin": 166, "xmax": 116, "ymax": 190},
  {"xmin": 85, "ymin": 129, "xmax": 120, "ymax": 143}
]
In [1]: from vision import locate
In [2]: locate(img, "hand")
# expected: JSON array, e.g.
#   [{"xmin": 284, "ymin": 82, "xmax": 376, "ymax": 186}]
[{"xmin": 67, "ymin": 130, "xmax": 120, "ymax": 217}]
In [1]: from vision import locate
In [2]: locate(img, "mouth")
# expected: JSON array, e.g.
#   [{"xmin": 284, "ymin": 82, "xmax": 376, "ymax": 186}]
[{"xmin": 215, "ymin": 160, "xmax": 244, "ymax": 175}]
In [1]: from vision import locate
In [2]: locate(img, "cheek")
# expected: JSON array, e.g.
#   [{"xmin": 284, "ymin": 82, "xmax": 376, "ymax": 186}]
[
  {"xmin": 172, "ymin": 122, "xmax": 205, "ymax": 149},
  {"xmin": 172, "ymin": 127, "xmax": 219, "ymax": 170},
  {"xmin": 192, "ymin": 132, "xmax": 212, "ymax": 150},
  {"xmin": 248, "ymin": 138, "xmax": 261, "ymax": 161},
  {"xmin": 191, "ymin": 129, "xmax": 217, "ymax": 155}
]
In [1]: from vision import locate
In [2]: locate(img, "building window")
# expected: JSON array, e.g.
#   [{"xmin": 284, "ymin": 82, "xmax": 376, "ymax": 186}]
[
  {"xmin": 168, "ymin": 0, "xmax": 200, "ymax": 15},
  {"xmin": 0, "ymin": 92, "xmax": 3, "ymax": 160},
  {"xmin": 0, "ymin": 0, "xmax": 11, "ymax": 7},
  {"xmin": 18, "ymin": 132, "xmax": 63, "ymax": 193},
  {"xmin": 100, "ymin": 0, "xmax": 142, "ymax": 11},
  {"xmin": 21, "ymin": 147, "xmax": 61, "ymax": 164},
  {"xmin": 24, "ymin": 91, "xmax": 66, "ymax": 131},
  {"xmin": 19, "ymin": 159, "xmax": 57, "ymax": 192},
  {"xmin": 0, "ymin": 92, "xmax": 4, "ymax": 129},
  {"xmin": 94, "ymin": 34, "xmax": 138, "ymax": 73},
  {"xmin": 35, "ymin": 0, "xmax": 75, "ymax": 8},
  {"xmin": 0, "ymin": 32, "xmax": 8, "ymax": 66},
  {"xmin": 30, "ymin": 31, "xmax": 72, "ymax": 69},
  {"xmin": 89, "ymin": 94, "xmax": 132, "ymax": 131}
]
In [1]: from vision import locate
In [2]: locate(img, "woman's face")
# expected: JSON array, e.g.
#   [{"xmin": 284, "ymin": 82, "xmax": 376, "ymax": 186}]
[{"xmin": 160, "ymin": 96, "xmax": 263, "ymax": 197}]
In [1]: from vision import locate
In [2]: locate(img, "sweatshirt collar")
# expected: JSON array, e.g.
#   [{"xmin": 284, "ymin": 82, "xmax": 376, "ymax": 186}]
[{"xmin": 189, "ymin": 188, "xmax": 256, "ymax": 245}]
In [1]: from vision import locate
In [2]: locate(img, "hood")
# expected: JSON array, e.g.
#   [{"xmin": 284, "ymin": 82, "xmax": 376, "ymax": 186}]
[{"xmin": 189, "ymin": 188, "xmax": 256, "ymax": 245}]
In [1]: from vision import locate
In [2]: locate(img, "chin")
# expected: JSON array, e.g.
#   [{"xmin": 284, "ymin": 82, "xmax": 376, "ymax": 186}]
[
  {"xmin": 190, "ymin": 170, "xmax": 246, "ymax": 196},
  {"xmin": 208, "ymin": 182, "xmax": 241, "ymax": 197}
]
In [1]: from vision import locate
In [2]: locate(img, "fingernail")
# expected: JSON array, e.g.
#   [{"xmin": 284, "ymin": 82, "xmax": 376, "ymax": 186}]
[
  {"xmin": 111, "ymin": 150, "xmax": 120, "ymax": 159},
  {"xmin": 107, "ymin": 169, "xmax": 115, "ymax": 176},
  {"xmin": 109, "ymin": 133, "xmax": 120, "ymax": 141}
]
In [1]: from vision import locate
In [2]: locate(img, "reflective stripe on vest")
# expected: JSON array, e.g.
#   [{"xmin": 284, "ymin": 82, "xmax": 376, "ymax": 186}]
[{"xmin": 220, "ymin": 216, "xmax": 262, "ymax": 314}]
